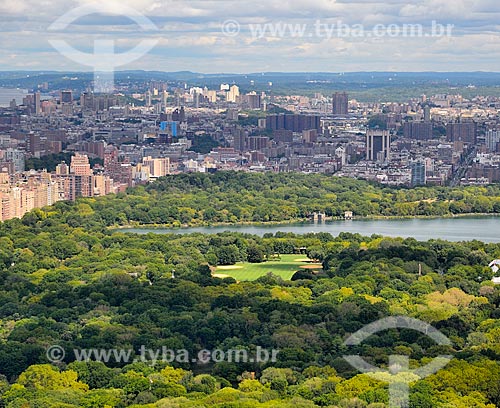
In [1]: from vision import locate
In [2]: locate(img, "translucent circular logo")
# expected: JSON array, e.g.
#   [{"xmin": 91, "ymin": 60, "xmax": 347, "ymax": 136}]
[
  {"xmin": 48, "ymin": 2, "xmax": 159, "ymax": 93},
  {"xmin": 344, "ymin": 316, "xmax": 453, "ymax": 407}
]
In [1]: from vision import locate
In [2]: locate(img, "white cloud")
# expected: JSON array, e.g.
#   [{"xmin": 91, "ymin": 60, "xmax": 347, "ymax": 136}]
[{"xmin": 0, "ymin": 0, "xmax": 500, "ymax": 71}]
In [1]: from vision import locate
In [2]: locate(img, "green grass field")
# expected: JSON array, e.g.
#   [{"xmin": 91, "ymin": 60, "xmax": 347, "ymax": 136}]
[{"xmin": 214, "ymin": 254, "xmax": 322, "ymax": 281}]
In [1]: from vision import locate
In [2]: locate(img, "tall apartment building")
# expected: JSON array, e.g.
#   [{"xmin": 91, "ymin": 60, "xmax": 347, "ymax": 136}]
[
  {"xmin": 61, "ymin": 90, "xmax": 73, "ymax": 104},
  {"xmin": 423, "ymin": 105, "xmax": 431, "ymax": 122},
  {"xmin": 80, "ymin": 140, "xmax": 106, "ymax": 159},
  {"xmin": 34, "ymin": 92, "xmax": 41, "ymax": 115},
  {"xmin": 366, "ymin": 130, "xmax": 391, "ymax": 162},
  {"xmin": 226, "ymin": 85, "xmax": 240, "ymax": 103},
  {"xmin": 70, "ymin": 153, "xmax": 92, "ymax": 176},
  {"xmin": 302, "ymin": 129, "xmax": 318, "ymax": 143},
  {"xmin": 69, "ymin": 153, "xmax": 93, "ymax": 197},
  {"xmin": 2, "ymin": 149, "xmax": 25, "ymax": 173},
  {"xmin": 248, "ymin": 136, "xmax": 270, "ymax": 151},
  {"xmin": 266, "ymin": 114, "xmax": 321, "ymax": 133},
  {"xmin": 411, "ymin": 159, "xmax": 427, "ymax": 187},
  {"xmin": 142, "ymin": 156, "xmax": 170, "ymax": 179},
  {"xmin": 403, "ymin": 121, "xmax": 433, "ymax": 140},
  {"xmin": 233, "ymin": 128, "xmax": 247, "ymax": 152},
  {"xmin": 55, "ymin": 175, "xmax": 76, "ymax": 201},
  {"xmin": 60, "ymin": 90, "xmax": 74, "ymax": 116},
  {"xmin": 104, "ymin": 145, "xmax": 132, "ymax": 186},
  {"xmin": 93, "ymin": 174, "xmax": 113, "ymax": 196},
  {"xmin": 239, "ymin": 92, "xmax": 261, "ymax": 109},
  {"xmin": 486, "ymin": 130, "xmax": 500, "ymax": 151},
  {"xmin": 0, "ymin": 192, "xmax": 10, "ymax": 222},
  {"xmin": 0, "ymin": 172, "xmax": 60, "ymax": 221},
  {"xmin": 75, "ymin": 175, "xmax": 94, "ymax": 198},
  {"xmin": 27, "ymin": 133, "xmax": 41, "ymax": 157},
  {"xmin": 446, "ymin": 122, "xmax": 477, "ymax": 144},
  {"xmin": 332, "ymin": 92, "xmax": 349, "ymax": 115}
]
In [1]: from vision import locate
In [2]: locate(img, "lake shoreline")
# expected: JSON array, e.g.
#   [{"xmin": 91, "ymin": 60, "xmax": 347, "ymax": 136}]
[{"xmin": 111, "ymin": 212, "xmax": 500, "ymax": 231}]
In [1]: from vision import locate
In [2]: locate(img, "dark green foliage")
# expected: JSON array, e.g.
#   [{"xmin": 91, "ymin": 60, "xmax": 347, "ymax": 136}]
[
  {"xmin": 69, "ymin": 172, "xmax": 500, "ymax": 227},
  {"xmin": 0, "ymin": 172, "xmax": 499, "ymax": 407}
]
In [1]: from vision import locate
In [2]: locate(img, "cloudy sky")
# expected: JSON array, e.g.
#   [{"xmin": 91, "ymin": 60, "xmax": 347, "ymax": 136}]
[{"xmin": 1, "ymin": 0, "xmax": 500, "ymax": 72}]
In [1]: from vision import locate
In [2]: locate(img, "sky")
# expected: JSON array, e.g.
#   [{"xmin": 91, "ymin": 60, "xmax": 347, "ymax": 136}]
[{"xmin": 1, "ymin": 0, "xmax": 500, "ymax": 73}]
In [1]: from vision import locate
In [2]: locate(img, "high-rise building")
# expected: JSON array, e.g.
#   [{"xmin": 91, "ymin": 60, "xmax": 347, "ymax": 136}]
[
  {"xmin": 193, "ymin": 92, "xmax": 200, "ymax": 109},
  {"xmin": 403, "ymin": 121, "xmax": 433, "ymax": 140},
  {"xmin": 226, "ymin": 85, "xmax": 240, "ymax": 102},
  {"xmin": 226, "ymin": 109, "xmax": 239, "ymax": 121},
  {"xmin": 69, "ymin": 154, "xmax": 93, "ymax": 198},
  {"xmin": 486, "ymin": 130, "xmax": 500, "ymax": 151},
  {"xmin": 3, "ymin": 149, "xmax": 25, "ymax": 172},
  {"xmin": 76, "ymin": 175, "xmax": 94, "ymax": 198},
  {"xmin": 233, "ymin": 128, "xmax": 247, "ymax": 152},
  {"xmin": 80, "ymin": 140, "xmax": 106, "ymax": 159},
  {"xmin": 161, "ymin": 90, "xmax": 168, "ymax": 108},
  {"xmin": 70, "ymin": 153, "xmax": 92, "ymax": 176},
  {"xmin": 302, "ymin": 129, "xmax": 318, "ymax": 143},
  {"xmin": 142, "ymin": 156, "xmax": 170, "ymax": 178},
  {"xmin": 55, "ymin": 175, "xmax": 76, "ymax": 201},
  {"xmin": 248, "ymin": 136, "xmax": 269, "ymax": 151},
  {"xmin": 159, "ymin": 121, "xmax": 178, "ymax": 143},
  {"xmin": 80, "ymin": 92, "xmax": 94, "ymax": 110},
  {"xmin": 61, "ymin": 103, "xmax": 73, "ymax": 116},
  {"xmin": 27, "ymin": 133, "xmax": 41, "ymax": 157},
  {"xmin": 423, "ymin": 105, "xmax": 431, "ymax": 122},
  {"xmin": 335, "ymin": 146, "xmax": 347, "ymax": 166},
  {"xmin": 93, "ymin": 174, "xmax": 113, "ymax": 196},
  {"xmin": 46, "ymin": 140, "xmax": 63, "ymax": 154},
  {"xmin": 205, "ymin": 90, "xmax": 217, "ymax": 103},
  {"xmin": 239, "ymin": 92, "xmax": 261, "ymax": 109},
  {"xmin": 56, "ymin": 161, "xmax": 70, "ymax": 175},
  {"xmin": 332, "ymin": 92, "xmax": 349, "ymax": 115},
  {"xmin": 61, "ymin": 90, "xmax": 73, "ymax": 104},
  {"xmin": 446, "ymin": 122, "xmax": 477, "ymax": 144},
  {"xmin": 10, "ymin": 187, "xmax": 24, "ymax": 219},
  {"xmin": 34, "ymin": 92, "xmax": 41, "ymax": 115},
  {"xmin": 366, "ymin": 130, "xmax": 391, "ymax": 162},
  {"xmin": 0, "ymin": 173, "xmax": 10, "ymax": 191},
  {"xmin": 0, "ymin": 192, "xmax": 10, "ymax": 222},
  {"xmin": 41, "ymin": 100, "xmax": 56, "ymax": 115},
  {"xmin": 411, "ymin": 159, "xmax": 427, "ymax": 187},
  {"xmin": 104, "ymin": 145, "xmax": 132, "ymax": 187},
  {"xmin": 266, "ymin": 114, "xmax": 321, "ymax": 133},
  {"xmin": 104, "ymin": 145, "xmax": 119, "ymax": 169},
  {"xmin": 273, "ymin": 130, "xmax": 293, "ymax": 143},
  {"xmin": 171, "ymin": 107, "xmax": 186, "ymax": 123}
]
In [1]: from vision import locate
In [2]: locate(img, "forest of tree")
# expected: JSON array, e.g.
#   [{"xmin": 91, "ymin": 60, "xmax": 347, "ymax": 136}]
[
  {"xmin": 0, "ymin": 173, "xmax": 499, "ymax": 407},
  {"xmin": 72, "ymin": 172, "xmax": 500, "ymax": 227}
]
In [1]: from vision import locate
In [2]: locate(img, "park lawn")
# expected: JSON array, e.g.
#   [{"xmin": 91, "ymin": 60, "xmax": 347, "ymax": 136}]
[{"xmin": 214, "ymin": 254, "xmax": 321, "ymax": 281}]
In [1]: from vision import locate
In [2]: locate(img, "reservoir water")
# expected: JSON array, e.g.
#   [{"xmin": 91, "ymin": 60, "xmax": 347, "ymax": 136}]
[
  {"xmin": 121, "ymin": 216, "xmax": 500, "ymax": 243},
  {"xmin": 0, "ymin": 88, "xmax": 28, "ymax": 107}
]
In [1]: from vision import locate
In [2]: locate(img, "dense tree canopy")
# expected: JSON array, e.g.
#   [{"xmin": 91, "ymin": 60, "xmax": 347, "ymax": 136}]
[
  {"xmin": 58, "ymin": 172, "xmax": 500, "ymax": 227},
  {"xmin": 0, "ymin": 172, "xmax": 499, "ymax": 407}
]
